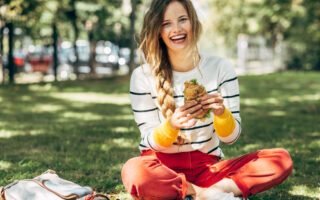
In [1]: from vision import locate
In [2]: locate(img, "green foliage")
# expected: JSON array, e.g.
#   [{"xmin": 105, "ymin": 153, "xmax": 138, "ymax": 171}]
[
  {"xmin": 190, "ymin": 78, "xmax": 199, "ymax": 85},
  {"xmin": 1, "ymin": 0, "xmax": 138, "ymax": 47},
  {"xmin": 285, "ymin": 0, "xmax": 320, "ymax": 71},
  {"xmin": 211, "ymin": 0, "xmax": 320, "ymax": 71}
]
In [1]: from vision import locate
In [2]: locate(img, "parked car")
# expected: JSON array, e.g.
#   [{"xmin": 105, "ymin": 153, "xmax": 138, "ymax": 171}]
[
  {"xmin": 76, "ymin": 40, "xmax": 91, "ymax": 74},
  {"xmin": 118, "ymin": 47, "xmax": 130, "ymax": 66},
  {"xmin": 27, "ymin": 45, "xmax": 53, "ymax": 74},
  {"xmin": 56, "ymin": 40, "xmax": 91, "ymax": 74},
  {"xmin": 118, "ymin": 48, "xmax": 143, "ymax": 66},
  {"xmin": 58, "ymin": 41, "xmax": 74, "ymax": 65},
  {"xmin": 95, "ymin": 41, "xmax": 119, "ymax": 75},
  {"xmin": 2, "ymin": 49, "xmax": 28, "ymax": 73},
  {"xmin": 13, "ymin": 50, "xmax": 28, "ymax": 72}
]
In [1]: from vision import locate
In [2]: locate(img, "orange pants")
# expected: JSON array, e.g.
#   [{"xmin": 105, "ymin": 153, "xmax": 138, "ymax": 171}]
[{"xmin": 121, "ymin": 148, "xmax": 293, "ymax": 199}]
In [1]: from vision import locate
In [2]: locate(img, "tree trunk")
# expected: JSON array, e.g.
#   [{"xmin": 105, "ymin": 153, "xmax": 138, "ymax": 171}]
[
  {"xmin": 70, "ymin": 0, "xmax": 79, "ymax": 78},
  {"xmin": 0, "ymin": 21, "xmax": 4, "ymax": 84},
  {"xmin": 52, "ymin": 22, "xmax": 58, "ymax": 81},
  {"xmin": 7, "ymin": 22, "xmax": 14, "ymax": 84},
  {"xmin": 129, "ymin": 0, "xmax": 136, "ymax": 75},
  {"xmin": 88, "ymin": 29, "xmax": 96, "ymax": 76}
]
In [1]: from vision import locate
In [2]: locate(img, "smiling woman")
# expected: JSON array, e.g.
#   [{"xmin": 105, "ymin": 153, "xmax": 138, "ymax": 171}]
[
  {"xmin": 121, "ymin": 0, "xmax": 293, "ymax": 200},
  {"xmin": 160, "ymin": 1, "xmax": 192, "ymax": 54}
]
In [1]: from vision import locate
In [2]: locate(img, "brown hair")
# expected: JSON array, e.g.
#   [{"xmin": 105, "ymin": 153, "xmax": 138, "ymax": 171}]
[{"xmin": 139, "ymin": 0, "xmax": 202, "ymax": 119}]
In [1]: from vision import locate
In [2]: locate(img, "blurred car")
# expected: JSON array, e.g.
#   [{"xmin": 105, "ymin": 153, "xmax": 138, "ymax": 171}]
[
  {"xmin": 95, "ymin": 41, "xmax": 119, "ymax": 75},
  {"xmin": 118, "ymin": 48, "xmax": 143, "ymax": 66},
  {"xmin": 13, "ymin": 50, "xmax": 28, "ymax": 72},
  {"xmin": 58, "ymin": 41, "xmax": 75, "ymax": 65},
  {"xmin": 118, "ymin": 47, "xmax": 130, "ymax": 66},
  {"xmin": 2, "ymin": 49, "xmax": 28, "ymax": 73},
  {"xmin": 27, "ymin": 45, "xmax": 53, "ymax": 74},
  {"xmin": 76, "ymin": 40, "xmax": 91, "ymax": 74},
  {"xmin": 56, "ymin": 40, "xmax": 91, "ymax": 74}
]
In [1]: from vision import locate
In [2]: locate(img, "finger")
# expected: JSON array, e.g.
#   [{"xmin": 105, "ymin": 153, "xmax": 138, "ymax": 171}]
[
  {"xmin": 203, "ymin": 103, "xmax": 224, "ymax": 110},
  {"xmin": 187, "ymin": 108, "xmax": 205, "ymax": 120},
  {"xmin": 201, "ymin": 93, "xmax": 221, "ymax": 101},
  {"xmin": 184, "ymin": 104, "xmax": 202, "ymax": 115},
  {"xmin": 180, "ymin": 101, "xmax": 198, "ymax": 111},
  {"xmin": 176, "ymin": 104, "xmax": 201, "ymax": 119},
  {"xmin": 179, "ymin": 109, "xmax": 202, "ymax": 123},
  {"xmin": 181, "ymin": 119, "xmax": 198, "ymax": 128},
  {"xmin": 177, "ymin": 116, "xmax": 189, "ymax": 125},
  {"xmin": 201, "ymin": 97, "xmax": 224, "ymax": 105}
]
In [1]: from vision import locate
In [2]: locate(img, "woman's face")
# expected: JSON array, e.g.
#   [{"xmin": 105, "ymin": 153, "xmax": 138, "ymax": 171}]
[{"xmin": 160, "ymin": 1, "xmax": 192, "ymax": 53}]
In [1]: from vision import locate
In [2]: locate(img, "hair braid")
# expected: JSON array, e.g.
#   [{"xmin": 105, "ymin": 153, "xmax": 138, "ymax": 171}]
[{"xmin": 153, "ymin": 55, "xmax": 176, "ymax": 118}]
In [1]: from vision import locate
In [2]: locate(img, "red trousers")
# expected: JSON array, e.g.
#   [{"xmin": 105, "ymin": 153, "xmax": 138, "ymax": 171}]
[{"xmin": 121, "ymin": 148, "xmax": 293, "ymax": 199}]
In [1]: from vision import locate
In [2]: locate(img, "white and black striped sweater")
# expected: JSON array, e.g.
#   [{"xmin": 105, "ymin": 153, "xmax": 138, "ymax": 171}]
[{"xmin": 130, "ymin": 53, "xmax": 241, "ymax": 158}]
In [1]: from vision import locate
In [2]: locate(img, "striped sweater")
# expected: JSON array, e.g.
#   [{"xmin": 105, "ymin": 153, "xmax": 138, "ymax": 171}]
[{"xmin": 130, "ymin": 53, "xmax": 241, "ymax": 158}]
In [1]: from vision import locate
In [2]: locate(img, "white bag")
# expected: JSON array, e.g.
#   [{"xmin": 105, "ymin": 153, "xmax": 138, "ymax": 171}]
[{"xmin": 0, "ymin": 170, "xmax": 108, "ymax": 200}]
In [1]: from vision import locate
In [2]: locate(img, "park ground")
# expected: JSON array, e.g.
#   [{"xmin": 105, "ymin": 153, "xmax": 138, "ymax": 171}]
[{"xmin": 0, "ymin": 71, "xmax": 319, "ymax": 199}]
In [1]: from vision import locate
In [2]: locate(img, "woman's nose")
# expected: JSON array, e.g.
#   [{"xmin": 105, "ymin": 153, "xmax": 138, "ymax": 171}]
[{"xmin": 172, "ymin": 22, "xmax": 181, "ymax": 33}]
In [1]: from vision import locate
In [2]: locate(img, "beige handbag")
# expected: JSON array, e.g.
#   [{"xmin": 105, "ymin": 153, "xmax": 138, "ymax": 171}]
[{"xmin": 0, "ymin": 170, "xmax": 109, "ymax": 200}]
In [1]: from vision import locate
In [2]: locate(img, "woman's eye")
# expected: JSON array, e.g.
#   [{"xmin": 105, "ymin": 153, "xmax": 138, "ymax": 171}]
[
  {"xmin": 180, "ymin": 18, "xmax": 187, "ymax": 22},
  {"xmin": 162, "ymin": 22, "xmax": 170, "ymax": 26}
]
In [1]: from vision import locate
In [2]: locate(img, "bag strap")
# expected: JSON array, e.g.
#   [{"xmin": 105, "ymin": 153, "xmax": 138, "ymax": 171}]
[
  {"xmin": 4, "ymin": 179, "xmax": 78, "ymax": 200},
  {"xmin": 34, "ymin": 179, "xmax": 79, "ymax": 199}
]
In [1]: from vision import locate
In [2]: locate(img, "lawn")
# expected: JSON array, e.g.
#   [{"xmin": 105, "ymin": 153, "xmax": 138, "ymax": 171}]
[{"xmin": 0, "ymin": 72, "xmax": 319, "ymax": 200}]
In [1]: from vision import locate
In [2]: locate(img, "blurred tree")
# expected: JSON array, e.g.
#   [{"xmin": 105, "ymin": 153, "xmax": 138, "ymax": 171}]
[
  {"xmin": 129, "ymin": 0, "xmax": 136, "ymax": 74},
  {"xmin": 286, "ymin": 0, "xmax": 320, "ymax": 70},
  {"xmin": 52, "ymin": 21, "xmax": 58, "ymax": 81},
  {"xmin": 0, "ymin": 2, "xmax": 6, "ymax": 84},
  {"xmin": 60, "ymin": 0, "xmax": 125, "ymax": 75},
  {"xmin": 78, "ymin": 0, "xmax": 122, "ymax": 75},
  {"xmin": 67, "ymin": 0, "xmax": 80, "ymax": 77},
  {"xmin": 211, "ymin": 0, "xmax": 320, "ymax": 71},
  {"xmin": 7, "ymin": 22, "xmax": 13, "ymax": 83},
  {"xmin": 1, "ymin": 0, "xmax": 143, "ymax": 82},
  {"xmin": 1, "ymin": 0, "xmax": 45, "ymax": 83}
]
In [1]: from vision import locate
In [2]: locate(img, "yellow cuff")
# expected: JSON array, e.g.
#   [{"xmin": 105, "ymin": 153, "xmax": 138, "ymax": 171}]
[
  {"xmin": 153, "ymin": 119, "xmax": 180, "ymax": 147},
  {"xmin": 213, "ymin": 108, "xmax": 236, "ymax": 137}
]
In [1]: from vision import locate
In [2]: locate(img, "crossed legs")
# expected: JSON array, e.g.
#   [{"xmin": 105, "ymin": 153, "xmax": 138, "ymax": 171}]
[{"xmin": 121, "ymin": 148, "xmax": 293, "ymax": 200}]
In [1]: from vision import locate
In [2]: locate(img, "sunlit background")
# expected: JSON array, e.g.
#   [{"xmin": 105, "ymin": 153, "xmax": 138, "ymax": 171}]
[
  {"xmin": 0, "ymin": 0, "xmax": 319, "ymax": 84},
  {"xmin": 0, "ymin": 0, "xmax": 319, "ymax": 199}
]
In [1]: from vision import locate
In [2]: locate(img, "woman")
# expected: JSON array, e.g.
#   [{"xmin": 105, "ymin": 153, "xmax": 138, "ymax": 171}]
[{"xmin": 121, "ymin": 0, "xmax": 293, "ymax": 199}]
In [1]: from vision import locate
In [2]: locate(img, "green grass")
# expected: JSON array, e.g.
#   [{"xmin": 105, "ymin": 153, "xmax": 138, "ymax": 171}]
[{"xmin": 0, "ymin": 72, "xmax": 319, "ymax": 199}]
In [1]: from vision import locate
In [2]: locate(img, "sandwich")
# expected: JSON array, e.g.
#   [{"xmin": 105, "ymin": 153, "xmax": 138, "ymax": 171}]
[{"xmin": 184, "ymin": 79, "xmax": 212, "ymax": 121}]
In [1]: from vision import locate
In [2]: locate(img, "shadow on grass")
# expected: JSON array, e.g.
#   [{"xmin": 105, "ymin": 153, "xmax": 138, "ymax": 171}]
[
  {"xmin": 221, "ymin": 72, "xmax": 320, "ymax": 199},
  {"xmin": 0, "ymin": 77, "xmax": 139, "ymax": 193},
  {"xmin": 0, "ymin": 73, "xmax": 320, "ymax": 199}
]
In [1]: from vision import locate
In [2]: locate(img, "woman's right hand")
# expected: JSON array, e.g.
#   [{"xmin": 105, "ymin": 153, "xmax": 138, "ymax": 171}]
[{"xmin": 169, "ymin": 101, "xmax": 203, "ymax": 130}]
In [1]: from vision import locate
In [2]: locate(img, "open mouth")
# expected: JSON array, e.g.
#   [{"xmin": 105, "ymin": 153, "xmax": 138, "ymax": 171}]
[{"xmin": 170, "ymin": 34, "xmax": 187, "ymax": 43}]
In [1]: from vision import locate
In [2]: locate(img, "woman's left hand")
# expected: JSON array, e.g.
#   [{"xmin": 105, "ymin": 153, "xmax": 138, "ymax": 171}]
[{"xmin": 200, "ymin": 93, "xmax": 225, "ymax": 116}]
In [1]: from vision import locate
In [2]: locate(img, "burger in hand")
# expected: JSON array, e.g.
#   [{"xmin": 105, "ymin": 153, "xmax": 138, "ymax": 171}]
[{"xmin": 184, "ymin": 79, "xmax": 212, "ymax": 121}]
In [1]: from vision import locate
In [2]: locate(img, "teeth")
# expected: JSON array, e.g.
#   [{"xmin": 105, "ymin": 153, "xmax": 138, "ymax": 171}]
[{"xmin": 171, "ymin": 35, "xmax": 186, "ymax": 40}]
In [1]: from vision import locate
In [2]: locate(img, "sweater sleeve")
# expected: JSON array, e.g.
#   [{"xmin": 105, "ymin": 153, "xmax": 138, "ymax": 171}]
[
  {"xmin": 215, "ymin": 59, "xmax": 242, "ymax": 144},
  {"xmin": 130, "ymin": 67, "xmax": 178, "ymax": 151},
  {"xmin": 214, "ymin": 108, "xmax": 235, "ymax": 137}
]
